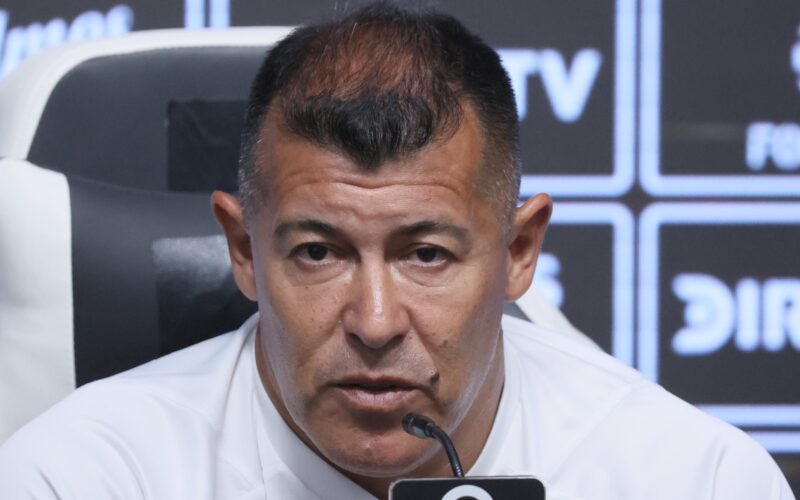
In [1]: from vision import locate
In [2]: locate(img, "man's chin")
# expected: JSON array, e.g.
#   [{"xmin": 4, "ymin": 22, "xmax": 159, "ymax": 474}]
[{"xmin": 321, "ymin": 431, "xmax": 438, "ymax": 479}]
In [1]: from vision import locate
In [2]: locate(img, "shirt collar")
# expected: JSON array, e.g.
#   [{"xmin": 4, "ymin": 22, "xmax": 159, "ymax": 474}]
[
  {"xmin": 250, "ymin": 327, "xmax": 375, "ymax": 499},
  {"xmin": 468, "ymin": 329, "xmax": 526, "ymax": 476}
]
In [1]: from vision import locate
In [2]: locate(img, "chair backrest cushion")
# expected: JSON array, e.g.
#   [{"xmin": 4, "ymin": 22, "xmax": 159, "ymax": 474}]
[
  {"xmin": 0, "ymin": 27, "xmax": 293, "ymax": 190},
  {"xmin": 0, "ymin": 159, "xmax": 256, "ymax": 441}
]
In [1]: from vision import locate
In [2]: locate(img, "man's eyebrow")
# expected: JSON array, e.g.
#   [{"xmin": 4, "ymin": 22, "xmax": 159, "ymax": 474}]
[
  {"xmin": 394, "ymin": 220, "xmax": 470, "ymax": 242},
  {"xmin": 274, "ymin": 219, "xmax": 338, "ymax": 239},
  {"xmin": 273, "ymin": 219, "xmax": 470, "ymax": 243}
]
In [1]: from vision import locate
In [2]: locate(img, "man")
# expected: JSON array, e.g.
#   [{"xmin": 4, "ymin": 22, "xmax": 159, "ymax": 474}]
[{"xmin": 0, "ymin": 4, "xmax": 794, "ymax": 499}]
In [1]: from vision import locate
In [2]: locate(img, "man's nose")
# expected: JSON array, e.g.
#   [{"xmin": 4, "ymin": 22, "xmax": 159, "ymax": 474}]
[{"xmin": 342, "ymin": 260, "xmax": 410, "ymax": 350}]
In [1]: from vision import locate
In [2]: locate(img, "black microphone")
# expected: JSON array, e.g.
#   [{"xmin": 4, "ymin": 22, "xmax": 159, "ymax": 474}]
[
  {"xmin": 392, "ymin": 412, "xmax": 545, "ymax": 499},
  {"xmin": 402, "ymin": 412, "xmax": 464, "ymax": 477}
]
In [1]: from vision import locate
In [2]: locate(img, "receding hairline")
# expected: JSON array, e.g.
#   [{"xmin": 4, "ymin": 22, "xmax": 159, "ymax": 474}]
[
  {"xmin": 244, "ymin": 99, "xmax": 515, "ymax": 228},
  {"xmin": 237, "ymin": 4, "xmax": 522, "ymax": 230}
]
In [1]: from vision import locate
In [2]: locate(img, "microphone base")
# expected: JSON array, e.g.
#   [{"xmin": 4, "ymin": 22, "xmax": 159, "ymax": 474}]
[{"xmin": 389, "ymin": 476, "xmax": 545, "ymax": 499}]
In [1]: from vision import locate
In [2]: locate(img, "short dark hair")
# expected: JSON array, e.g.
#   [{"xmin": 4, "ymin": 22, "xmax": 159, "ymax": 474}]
[{"xmin": 238, "ymin": 3, "xmax": 520, "ymax": 226}]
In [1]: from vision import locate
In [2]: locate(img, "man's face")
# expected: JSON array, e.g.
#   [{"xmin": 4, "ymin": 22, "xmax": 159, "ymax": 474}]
[{"xmin": 218, "ymin": 106, "xmax": 547, "ymax": 480}]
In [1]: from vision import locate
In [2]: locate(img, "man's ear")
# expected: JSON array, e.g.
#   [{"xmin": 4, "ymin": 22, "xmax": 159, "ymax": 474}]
[
  {"xmin": 505, "ymin": 193, "xmax": 553, "ymax": 301},
  {"xmin": 211, "ymin": 191, "xmax": 258, "ymax": 301}
]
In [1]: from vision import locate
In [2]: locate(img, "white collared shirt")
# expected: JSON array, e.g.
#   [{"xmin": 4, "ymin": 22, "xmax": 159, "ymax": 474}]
[{"xmin": 0, "ymin": 314, "xmax": 794, "ymax": 499}]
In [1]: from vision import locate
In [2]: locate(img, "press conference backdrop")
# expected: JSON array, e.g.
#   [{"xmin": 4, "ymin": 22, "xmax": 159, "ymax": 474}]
[{"xmin": 1, "ymin": 0, "xmax": 798, "ymax": 492}]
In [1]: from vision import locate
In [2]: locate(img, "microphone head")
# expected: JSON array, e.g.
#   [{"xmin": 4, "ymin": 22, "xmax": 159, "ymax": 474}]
[{"xmin": 402, "ymin": 412, "xmax": 435, "ymax": 439}]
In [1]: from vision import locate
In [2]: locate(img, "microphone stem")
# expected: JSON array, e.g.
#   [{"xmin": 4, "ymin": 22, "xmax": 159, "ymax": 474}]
[{"xmin": 429, "ymin": 426, "xmax": 464, "ymax": 477}]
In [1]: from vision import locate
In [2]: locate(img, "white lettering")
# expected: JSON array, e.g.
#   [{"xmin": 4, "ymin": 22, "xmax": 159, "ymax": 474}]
[
  {"xmin": 538, "ymin": 48, "xmax": 602, "ymax": 122},
  {"xmin": 793, "ymin": 25, "xmax": 800, "ymax": 92},
  {"xmin": 185, "ymin": 0, "xmax": 230, "ymax": 29},
  {"xmin": 498, "ymin": 48, "xmax": 602, "ymax": 122},
  {"xmin": 0, "ymin": 10, "xmax": 7, "ymax": 59},
  {"xmin": 106, "ymin": 5, "xmax": 135, "ymax": 36},
  {"xmin": 772, "ymin": 123, "xmax": 800, "ymax": 170},
  {"xmin": 738, "ymin": 26, "xmax": 800, "ymax": 172},
  {"xmin": 67, "ymin": 10, "xmax": 105, "ymax": 43},
  {"xmin": 735, "ymin": 278, "xmax": 760, "ymax": 351},
  {"xmin": 672, "ymin": 273, "xmax": 800, "ymax": 355},
  {"xmin": 1, "ymin": 25, "xmax": 29, "ymax": 77},
  {"xmin": 184, "ymin": 0, "xmax": 205, "ymax": 29},
  {"xmin": 43, "ymin": 18, "xmax": 68, "ymax": 47},
  {"xmin": 762, "ymin": 278, "xmax": 800, "ymax": 351},
  {"xmin": 672, "ymin": 274, "xmax": 734, "ymax": 355},
  {"xmin": 209, "ymin": 0, "xmax": 230, "ymax": 28},
  {"xmin": 0, "ymin": 6, "xmax": 135, "ymax": 79},
  {"xmin": 497, "ymin": 49, "xmax": 539, "ymax": 121},
  {"xmin": 441, "ymin": 484, "xmax": 493, "ymax": 500},
  {"xmin": 746, "ymin": 122, "xmax": 773, "ymax": 171},
  {"xmin": 745, "ymin": 122, "xmax": 800, "ymax": 172},
  {"xmin": 533, "ymin": 253, "xmax": 564, "ymax": 308}
]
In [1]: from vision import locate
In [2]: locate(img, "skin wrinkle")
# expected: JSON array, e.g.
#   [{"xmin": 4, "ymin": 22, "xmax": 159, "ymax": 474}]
[
  {"xmin": 267, "ymin": 190, "xmax": 489, "ymax": 289},
  {"xmin": 255, "ymin": 104, "xmax": 486, "ymax": 221},
  {"xmin": 274, "ymin": 219, "xmax": 473, "ymax": 260},
  {"xmin": 276, "ymin": 179, "xmax": 468, "ymax": 212},
  {"xmin": 214, "ymin": 62, "xmax": 551, "ymax": 498},
  {"xmin": 237, "ymin": 6, "xmax": 522, "ymax": 235}
]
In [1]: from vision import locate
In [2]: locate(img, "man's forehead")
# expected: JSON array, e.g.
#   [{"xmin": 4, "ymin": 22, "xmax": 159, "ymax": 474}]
[{"xmin": 253, "ymin": 105, "xmax": 486, "ymax": 200}]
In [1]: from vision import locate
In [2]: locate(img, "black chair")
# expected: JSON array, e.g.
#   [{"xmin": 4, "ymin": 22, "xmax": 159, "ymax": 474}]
[
  {"xmin": 0, "ymin": 27, "xmax": 589, "ymax": 443},
  {"xmin": 0, "ymin": 27, "xmax": 291, "ymax": 441}
]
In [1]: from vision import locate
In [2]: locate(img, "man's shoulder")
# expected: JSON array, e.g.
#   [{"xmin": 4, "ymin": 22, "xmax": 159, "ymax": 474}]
[
  {"xmin": 112, "ymin": 319, "xmax": 255, "ymax": 404},
  {"xmin": 499, "ymin": 315, "xmax": 793, "ymax": 498},
  {"xmin": 28, "ymin": 316, "xmax": 255, "ymax": 432},
  {"xmin": 501, "ymin": 314, "xmax": 741, "ymax": 440},
  {"xmin": 501, "ymin": 314, "xmax": 647, "ymax": 398},
  {"xmin": 78, "ymin": 319, "xmax": 254, "ymax": 421},
  {"xmin": 0, "ymin": 317, "xmax": 262, "ymax": 498}
]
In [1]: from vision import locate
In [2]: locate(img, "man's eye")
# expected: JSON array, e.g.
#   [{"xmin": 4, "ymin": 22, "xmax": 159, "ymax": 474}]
[
  {"xmin": 298, "ymin": 244, "xmax": 330, "ymax": 261},
  {"xmin": 411, "ymin": 246, "xmax": 449, "ymax": 264}
]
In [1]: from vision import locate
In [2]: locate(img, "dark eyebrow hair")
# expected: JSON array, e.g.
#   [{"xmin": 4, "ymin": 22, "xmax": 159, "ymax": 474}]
[
  {"xmin": 394, "ymin": 220, "xmax": 470, "ymax": 243},
  {"xmin": 273, "ymin": 218, "xmax": 470, "ymax": 244},
  {"xmin": 274, "ymin": 219, "xmax": 338, "ymax": 239}
]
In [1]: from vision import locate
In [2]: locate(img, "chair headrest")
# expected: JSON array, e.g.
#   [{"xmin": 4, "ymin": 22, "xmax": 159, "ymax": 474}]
[{"xmin": 0, "ymin": 27, "xmax": 293, "ymax": 190}]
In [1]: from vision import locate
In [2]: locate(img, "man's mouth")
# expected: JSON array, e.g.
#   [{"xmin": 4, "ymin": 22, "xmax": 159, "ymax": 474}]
[{"xmin": 333, "ymin": 376, "xmax": 421, "ymax": 412}]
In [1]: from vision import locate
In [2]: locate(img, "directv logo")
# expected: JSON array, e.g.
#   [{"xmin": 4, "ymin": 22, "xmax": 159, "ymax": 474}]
[{"xmin": 672, "ymin": 274, "xmax": 800, "ymax": 355}]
